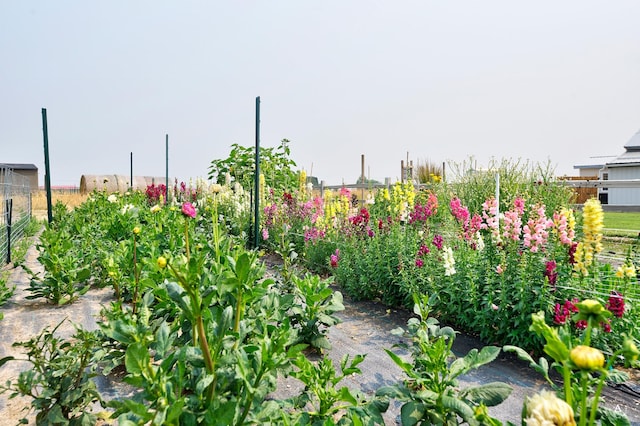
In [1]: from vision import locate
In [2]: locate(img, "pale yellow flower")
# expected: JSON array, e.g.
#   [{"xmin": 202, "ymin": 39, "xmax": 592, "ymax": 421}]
[{"xmin": 524, "ymin": 391, "xmax": 576, "ymax": 426}]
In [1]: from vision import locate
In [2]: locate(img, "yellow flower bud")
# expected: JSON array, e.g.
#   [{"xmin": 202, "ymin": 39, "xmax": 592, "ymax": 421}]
[
  {"xmin": 157, "ymin": 256, "xmax": 168, "ymax": 269},
  {"xmin": 133, "ymin": 226, "xmax": 141, "ymax": 235},
  {"xmin": 570, "ymin": 345, "xmax": 604, "ymax": 370},
  {"xmin": 577, "ymin": 299, "xmax": 603, "ymax": 315}
]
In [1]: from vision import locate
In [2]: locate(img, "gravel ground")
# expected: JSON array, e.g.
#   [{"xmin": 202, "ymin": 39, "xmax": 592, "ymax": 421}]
[{"xmin": 1, "ymin": 243, "xmax": 639, "ymax": 425}]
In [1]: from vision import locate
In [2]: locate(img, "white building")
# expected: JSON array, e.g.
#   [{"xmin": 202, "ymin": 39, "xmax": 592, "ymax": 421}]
[{"xmin": 603, "ymin": 129, "xmax": 640, "ymax": 206}]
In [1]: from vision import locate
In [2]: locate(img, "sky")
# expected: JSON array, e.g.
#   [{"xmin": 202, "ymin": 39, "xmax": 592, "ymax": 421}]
[{"xmin": 2, "ymin": 1, "xmax": 640, "ymax": 187}]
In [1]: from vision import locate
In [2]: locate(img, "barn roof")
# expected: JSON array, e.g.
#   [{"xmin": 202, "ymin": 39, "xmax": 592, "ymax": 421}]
[
  {"xmin": 623, "ymin": 129, "xmax": 640, "ymax": 151},
  {"xmin": 0, "ymin": 163, "xmax": 38, "ymax": 170},
  {"xmin": 607, "ymin": 128, "xmax": 640, "ymax": 167}
]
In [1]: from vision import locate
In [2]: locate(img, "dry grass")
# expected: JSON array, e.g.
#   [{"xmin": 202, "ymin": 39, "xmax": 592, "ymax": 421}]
[{"xmin": 31, "ymin": 190, "xmax": 89, "ymax": 211}]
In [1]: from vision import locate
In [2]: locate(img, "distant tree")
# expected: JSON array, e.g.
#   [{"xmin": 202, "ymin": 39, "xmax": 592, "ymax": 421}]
[{"xmin": 355, "ymin": 176, "xmax": 381, "ymax": 185}]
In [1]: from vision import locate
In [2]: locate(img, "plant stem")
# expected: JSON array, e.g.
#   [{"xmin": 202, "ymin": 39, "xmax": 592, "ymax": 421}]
[
  {"xmin": 132, "ymin": 234, "xmax": 139, "ymax": 315},
  {"xmin": 578, "ymin": 374, "xmax": 589, "ymax": 426},
  {"xmin": 196, "ymin": 315, "xmax": 216, "ymax": 403},
  {"xmin": 563, "ymin": 364, "xmax": 573, "ymax": 407}
]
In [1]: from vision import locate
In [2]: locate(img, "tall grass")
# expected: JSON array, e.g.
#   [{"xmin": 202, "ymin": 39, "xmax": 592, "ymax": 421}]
[{"xmin": 32, "ymin": 190, "xmax": 90, "ymax": 212}]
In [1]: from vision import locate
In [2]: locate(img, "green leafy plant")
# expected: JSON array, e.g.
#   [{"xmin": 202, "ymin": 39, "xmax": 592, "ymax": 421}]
[
  {"xmin": 24, "ymin": 226, "xmax": 91, "ymax": 305},
  {"xmin": 290, "ymin": 274, "xmax": 344, "ymax": 351},
  {"xmin": 283, "ymin": 353, "xmax": 388, "ymax": 425},
  {"xmin": 208, "ymin": 139, "xmax": 298, "ymax": 193},
  {"xmin": 0, "ymin": 321, "xmax": 104, "ymax": 425},
  {"xmin": 377, "ymin": 294, "xmax": 512, "ymax": 425}
]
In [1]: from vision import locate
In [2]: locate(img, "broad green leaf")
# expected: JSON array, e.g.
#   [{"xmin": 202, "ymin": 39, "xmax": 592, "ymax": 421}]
[
  {"xmin": 441, "ymin": 395, "xmax": 475, "ymax": 422},
  {"xmin": 460, "ymin": 382, "xmax": 513, "ymax": 406},
  {"xmin": 503, "ymin": 345, "xmax": 551, "ymax": 382},
  {"xmin": 339, "ymin": 386, "xmax": 358, "ymax": 405},
  {"xmin": 400, "ymin": 401, "xmax": 425, "ymax": 426},
  {"xmin": 125, "ymin": 342, "xmax": 150, "ymax": 375}
]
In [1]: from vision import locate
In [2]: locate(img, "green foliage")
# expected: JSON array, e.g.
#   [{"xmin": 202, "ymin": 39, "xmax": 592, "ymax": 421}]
[
  {"xmin": 0, "ymin": 269, "xmax": 15, "ymax": 313},
  {"xmin": 283, "ymin": 353, "xmax": 388, "ymax": 425},
  {"xmin": 377, "ymin": 294, "xmax": 511, "ymax": 426},
  {"xmin": 208, "ymin": 139, "xmax": 298, "ymax": 193},
  {"xmin": 446, "ymin": 157, "xmax": 573, "ymax": 215},
  {"xmin": 25, "ymin": 225, "xmax": 91, "ymax": 305},
  {"xmin": 0, "ymin": 321, "xmax": 103, "ymax": 425},
  {"xmin": 290, "ymin": 274, "xmax": 344, "ymax": 350}
]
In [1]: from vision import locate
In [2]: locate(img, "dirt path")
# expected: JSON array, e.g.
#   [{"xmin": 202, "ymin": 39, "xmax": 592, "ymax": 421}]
[{"xmin": 1, "ymin": 242, "xmax": 639, "ymax": 425}]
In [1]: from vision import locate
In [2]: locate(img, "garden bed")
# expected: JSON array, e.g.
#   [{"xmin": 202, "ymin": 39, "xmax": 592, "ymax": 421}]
[{"xmin": 1, "ymin": 243, "xmax": 639, "ymax": 425}]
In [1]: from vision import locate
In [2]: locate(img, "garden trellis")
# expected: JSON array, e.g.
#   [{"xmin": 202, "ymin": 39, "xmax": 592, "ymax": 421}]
[{"xmin": 0, "ymin": 166, "xmax": 32, "ymax": 266}]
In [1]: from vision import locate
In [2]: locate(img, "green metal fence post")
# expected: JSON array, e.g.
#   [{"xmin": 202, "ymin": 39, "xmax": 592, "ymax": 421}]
[
  {"xmin": 253, "ymin": 97, "xmax": 261, "ymax": 249},
  {"xmin": 41, "ymin": 108, "xmax": 52, "ymax": 224}
]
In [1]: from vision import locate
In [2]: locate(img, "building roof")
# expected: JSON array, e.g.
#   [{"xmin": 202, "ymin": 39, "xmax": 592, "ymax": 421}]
[
  {"xmin": 624, "ymin": 129, "xmax": 640, "ymax": 151},
  {"xmin": 0, "ymin": 163, "xmax": 38, "ymax": 170},
  {"xmin": 607, "ymin": 128, "xmax": 640, "ymax": 167},
  {"xmin": 573, "ymin": 156, "xmax": 615, "ymax": 170}
]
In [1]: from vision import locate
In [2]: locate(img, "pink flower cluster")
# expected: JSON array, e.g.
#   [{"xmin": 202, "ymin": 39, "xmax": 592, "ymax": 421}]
[
  {"xmin": 553, "ymin": 211, "xmax": 575, "ymax": 245},
  {"xmin": 501, "ymin": 198, "xmax": 525, "ymax": 242},
  {"xmin": 409, "ymin": 193, "xmax": 438, "ymax": 225},
  {"xmin": 414, "ymin": 243, "xmax": 431, "ymax": 268},
  {"xmin": 330, "ymin": 249, "xmax": 340, "ymax": 268},
  {"xmin": 481, "ymin": 198, "xmax": 500, "ymax": 241},
  {"xmin": 450, "ymin": 198, "xmax": 469, "ymax": 223},
  {"xmin": 181, "ymin": 202, "xmax": 196, "ymax": 218},
  {"xmin": 522, "ymin": 204, "xmax": 553, "ymax": 253},
  {"xmin": 304, "ymin": 227, "xmax": 326, "ymax": 242},
  {"xmin": 450, "ymin": 198, "xmax": 482, "ymax": 244}
]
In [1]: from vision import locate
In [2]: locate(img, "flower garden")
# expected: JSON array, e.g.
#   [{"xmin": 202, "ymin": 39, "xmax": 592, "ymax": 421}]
[{"xmin": 0, "ymin": 144, "xmax": 639, "ymax": 425}]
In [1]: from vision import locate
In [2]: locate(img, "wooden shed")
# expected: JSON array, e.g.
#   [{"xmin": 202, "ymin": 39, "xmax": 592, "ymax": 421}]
[{"xmin": 0, "ymin": 163, "xmax": 38, "ymax": 190}]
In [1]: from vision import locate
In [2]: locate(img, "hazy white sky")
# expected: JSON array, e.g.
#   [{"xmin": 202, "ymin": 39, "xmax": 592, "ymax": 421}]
[{"xmin": 2, "ymin": 1, "xmax": 640, "ymax": 186}]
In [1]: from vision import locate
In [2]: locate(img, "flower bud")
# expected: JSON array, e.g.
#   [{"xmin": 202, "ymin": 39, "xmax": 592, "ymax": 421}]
[
  {"xmin": 577, "ymin": 299, "xmax": 604, "ymax": 315},
  {"xmin": 622, "ymin": 338, "xmax": 640, "ymax": 363},
  {"xmin": 570, "ymin": 345, "xmax": 604, "ymax": 370},
  {"xmin": 157, "ymin": 256, "xmax": 168, "ymax": 269},
  {"xmin": 133, "ymin": 226, "xmax": 141, "ymax": 235}
]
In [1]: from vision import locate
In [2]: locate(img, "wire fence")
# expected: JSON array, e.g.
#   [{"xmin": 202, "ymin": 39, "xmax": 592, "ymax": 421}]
[{"xmin": 0, "ymin": 166, "xmax": 32, "ymax": 266}]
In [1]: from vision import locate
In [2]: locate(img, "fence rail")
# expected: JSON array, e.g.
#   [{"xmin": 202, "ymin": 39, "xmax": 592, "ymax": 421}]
[{"xmin": 0, "ymin": 166, "xmax": 32, "ymax": 266}]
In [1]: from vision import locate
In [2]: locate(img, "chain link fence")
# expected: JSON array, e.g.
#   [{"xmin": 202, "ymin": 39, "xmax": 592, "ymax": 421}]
[{"xmin": 1, "ymin": 166, "xmax": 32, "ymax": 266}]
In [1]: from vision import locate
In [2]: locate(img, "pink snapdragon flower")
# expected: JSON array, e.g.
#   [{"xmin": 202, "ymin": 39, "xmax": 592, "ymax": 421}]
[
  {"xmin": 522, "ymin": 204, "xmax": 553, "ymax": 253},
  {"xmin": 330, "ymin": 249, "xmax": 340, "ymax": 268}
]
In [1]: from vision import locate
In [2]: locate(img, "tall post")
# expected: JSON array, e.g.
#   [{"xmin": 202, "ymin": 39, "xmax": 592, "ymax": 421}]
[
  {"xmin": 360, "ymin": 154, "xmax": 365, "ymax": 203},
  {"xmin": 41, "ymin": 108, "xmax": 53, "ymax": 223},
  {"xmin": 165, "ymin": 134, "xmax": 169, "ymax": 203},
  {"xmin": 130, "ymin": 152, "xmax": 133, "ymax": 190},
  {"xmin": 253, "ymin": 97, "xmax": 261, "ymax": 249},
  {"xmin": 5, "ymin": 199, "xmax": 12, "ymax": 264}
]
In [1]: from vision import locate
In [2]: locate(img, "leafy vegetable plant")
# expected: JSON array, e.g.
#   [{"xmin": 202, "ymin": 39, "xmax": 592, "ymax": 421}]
[{"xmin": 377, "ymin": 294, "xmax": 512, "ymax": 425}]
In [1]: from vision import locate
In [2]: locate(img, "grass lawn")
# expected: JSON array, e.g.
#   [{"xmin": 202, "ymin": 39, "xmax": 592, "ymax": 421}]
[{"xmin": 603, "ymin": 212, "xmax": 640, "ymax": 237}]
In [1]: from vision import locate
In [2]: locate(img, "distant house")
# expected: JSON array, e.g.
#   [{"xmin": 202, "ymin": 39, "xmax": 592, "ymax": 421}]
[
  {"xmin": 602, "ymin": 129, "xmax": 640, "ymax": 206},
  {"xmin": 0, "ymin": 163, "xmax": 38, "ymax": 190},
  {"xmin": 573, "ymin": 156, "xmax": 615, "ymax": 178}
]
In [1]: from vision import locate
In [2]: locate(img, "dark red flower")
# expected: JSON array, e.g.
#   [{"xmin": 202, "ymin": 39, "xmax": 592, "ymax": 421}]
[{"xmin": 606, "ymin": 291, "xmax": 625, "ymax": 318}]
